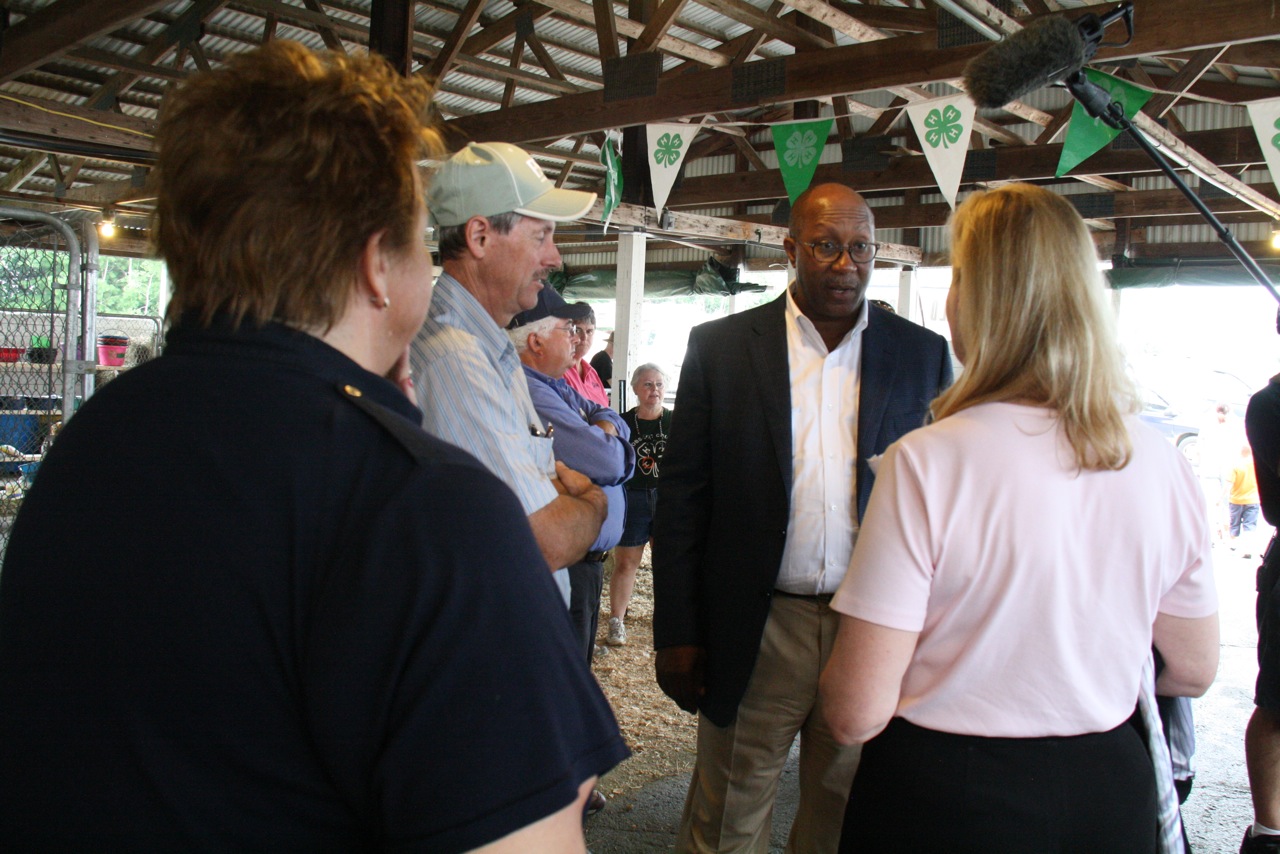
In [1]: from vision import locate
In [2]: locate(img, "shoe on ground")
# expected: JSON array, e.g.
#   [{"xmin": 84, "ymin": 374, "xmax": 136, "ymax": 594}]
[
  {"xmin": 586, "ymin": 788, "xmax": 607, "ymax": 816},
  {"xmin": 1242, "ymin": 827, "xmax": 1280, "ymax": 852},
  {"xmin": 593, "ymin": 643, "xmax": 608, "ymax": 657},
  {"xmin": 606, "ymin": 616, "xmax": 627, "ymax": 646}
]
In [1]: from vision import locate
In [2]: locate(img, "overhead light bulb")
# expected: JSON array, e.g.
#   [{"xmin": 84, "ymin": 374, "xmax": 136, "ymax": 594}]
[
  {"xmin": 98, "ymin": 208, "xmax": 116, "ymax": 238},
  {"xmin": 1271, "ymin": 227, "xmax": 1280, "ymax": 251}
]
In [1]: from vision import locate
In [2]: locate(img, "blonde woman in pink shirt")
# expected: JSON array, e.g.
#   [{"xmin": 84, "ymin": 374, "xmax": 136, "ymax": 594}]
[{"xmin": 819, "ymin": 183, "xmax": 1220, "ymax": 853}]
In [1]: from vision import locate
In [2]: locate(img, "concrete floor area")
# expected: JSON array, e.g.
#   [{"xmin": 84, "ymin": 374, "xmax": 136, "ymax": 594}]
[{"xmin": 588, "ymin": 539, "xmax": 1265, "ymax": 853}]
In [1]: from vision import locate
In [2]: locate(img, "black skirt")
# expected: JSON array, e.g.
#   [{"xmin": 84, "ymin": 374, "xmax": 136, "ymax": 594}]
[{"xmin": 839, "ymin": 716, "xmax": 1158, "ymax": 854}]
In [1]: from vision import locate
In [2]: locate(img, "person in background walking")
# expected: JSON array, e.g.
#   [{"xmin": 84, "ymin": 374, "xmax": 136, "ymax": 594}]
[{"xmin": 1231, "ymin": 442, "xmax": 1263, "ymax": 558}]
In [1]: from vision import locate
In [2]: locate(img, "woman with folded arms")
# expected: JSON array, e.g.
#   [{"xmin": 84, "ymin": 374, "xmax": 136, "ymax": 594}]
[{"xmin": 819, "ymin": 183, "xmax": 1220, "ymax": 853}]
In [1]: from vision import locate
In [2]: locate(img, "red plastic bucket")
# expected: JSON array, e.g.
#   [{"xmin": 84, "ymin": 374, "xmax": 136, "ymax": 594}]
[{"xmin": 97, "ymin": 334, "xmax": 128, "ymax": 367}]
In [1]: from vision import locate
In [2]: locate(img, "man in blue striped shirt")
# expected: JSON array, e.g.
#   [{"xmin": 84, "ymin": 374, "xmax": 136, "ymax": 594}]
[{"xmin": 411, "ymin": 142, "xmax": 606, "ymax": 602}]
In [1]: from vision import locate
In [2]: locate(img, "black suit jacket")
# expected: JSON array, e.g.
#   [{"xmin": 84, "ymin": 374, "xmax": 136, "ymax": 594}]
[{"xmin": 652, "ymin": 294, "xmax": 954, "ymax": 726}]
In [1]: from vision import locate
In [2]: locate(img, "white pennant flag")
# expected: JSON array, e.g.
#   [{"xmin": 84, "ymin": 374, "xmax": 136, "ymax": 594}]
[
  {"xmin": 1247, "ymin": 97, "xmax": 1280, "ymax": 194},
  {"xmin": 905, "ymin": 95, "xmax": 975, "ymax": 209},
  {"xmin": 646, "ymin": 122, "xmax": 695, "ymax": 212}
]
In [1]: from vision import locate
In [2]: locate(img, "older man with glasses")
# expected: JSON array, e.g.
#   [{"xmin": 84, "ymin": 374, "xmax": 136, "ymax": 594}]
[
  {"xmin": 653, "ymin": 182, "xmax": 954, "ymax": 852},
  {"xmin": 510, "ymin": 285, "xmax": 636, "ymax": 819}
]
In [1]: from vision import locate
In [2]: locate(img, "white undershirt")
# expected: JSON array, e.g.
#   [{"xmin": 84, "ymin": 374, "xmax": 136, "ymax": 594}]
[{"xmin": 775, "ymin": 286, "xmax": 867, "ymax": 595}]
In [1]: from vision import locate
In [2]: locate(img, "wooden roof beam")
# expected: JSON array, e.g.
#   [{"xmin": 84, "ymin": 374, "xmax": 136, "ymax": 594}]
[
  {"xmin": 1143, "ymin": 46, "xmax": 1230, "ymax": 118},
  {"xmin": 591, "ymin": 0, "xmax": 622, "ymax": 61},
  {"xmin": 426, "ymin": 0, "xmax": 488, "ymax": 80},
  {"xmin": 83, "ymin": 0, "xmax": 224, "ymax": 110},
  {"xmin": 0, "ymin": 0, "xmax": 175, "ymax": 82},
  {"xmin": 632, "ymin": 0, "xmax": 692, "ymax": 55},
  {"xmin": 300, "ymin": 0, "xmax": 349, "ymax": 53},
  {"xmin": 532, "ymin": 0, "xmax": 729, "ymax": 67}
]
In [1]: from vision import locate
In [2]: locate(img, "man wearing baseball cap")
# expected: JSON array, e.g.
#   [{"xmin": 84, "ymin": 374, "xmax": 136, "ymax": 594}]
[
  {"xmin": 510, "ymin": 287, "xmax": 635, "ymax": 671},
  {"xmin": 410, "ymin": 142, "xmax": 604, "ymax": 607}
]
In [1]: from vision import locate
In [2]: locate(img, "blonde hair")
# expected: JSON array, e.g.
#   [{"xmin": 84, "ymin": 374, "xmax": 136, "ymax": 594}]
[
  {"xmin": 155, "ymin": 41, "xmax": 442, "ymax": 331},
  {"xmin": 931, "ymin": 184, "xmax": 1139, "ymax": 471}
]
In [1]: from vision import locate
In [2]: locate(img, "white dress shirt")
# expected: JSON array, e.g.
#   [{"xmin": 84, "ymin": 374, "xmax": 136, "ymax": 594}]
[{"xmin": 774, "ymin": 286, "xmax": 868, "ymax": 595}]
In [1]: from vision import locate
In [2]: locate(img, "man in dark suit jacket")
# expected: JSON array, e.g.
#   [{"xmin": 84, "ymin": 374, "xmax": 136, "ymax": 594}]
[{"xmin": 653, "ymin": 183, "xmax": 953, "ymax": 852}]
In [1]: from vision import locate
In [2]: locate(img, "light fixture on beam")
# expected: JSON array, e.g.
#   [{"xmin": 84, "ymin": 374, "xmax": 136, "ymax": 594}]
[
  {"xmin": 1271, "ymin": 227, "xmax": 1280, "ymax": 251},
  {"xmin": 98, "ymin": 207, "xmax": 116, "ymax": 239}
]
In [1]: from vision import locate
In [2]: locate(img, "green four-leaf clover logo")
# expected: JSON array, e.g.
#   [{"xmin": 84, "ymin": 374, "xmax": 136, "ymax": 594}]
[
  {"xmin": 1271, "ymin": 117, "xmax": 1280, "ymax": 152},
  {"xmin": 924, "ymin": 105, "xmax": 964, "ymax": 149},
  {"xmin": 653, "ymin": 133, "xmax": 683, "ymax": 167},
  {"xmin": 784, "ymin": 129, "xmax": 819, "ymax": 167}
]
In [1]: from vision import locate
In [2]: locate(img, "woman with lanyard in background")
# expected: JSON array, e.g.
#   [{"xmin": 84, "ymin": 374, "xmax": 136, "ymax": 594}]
[{"xmin": 606, "ymin": 363, "xmax": 672, "ymax": 647}]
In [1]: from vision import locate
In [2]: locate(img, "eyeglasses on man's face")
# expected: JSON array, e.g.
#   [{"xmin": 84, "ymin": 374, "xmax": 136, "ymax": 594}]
[
  {"xmin": 802, "ymin": 240, "xmax": 879, "ymax": 265},
  {"xmin": 553, "ymin": 321, "xmax": 580, "ymax": 339}
]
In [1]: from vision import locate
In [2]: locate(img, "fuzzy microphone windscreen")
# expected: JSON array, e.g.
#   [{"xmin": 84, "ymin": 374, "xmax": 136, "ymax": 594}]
[{"xmin": 962, "ymin": 16, "xmax": 1088, "ymax": 109}]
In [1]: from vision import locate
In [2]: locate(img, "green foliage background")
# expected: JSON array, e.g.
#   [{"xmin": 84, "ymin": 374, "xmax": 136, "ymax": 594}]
[
  {"xmin": 96, "ymin": 255, "xmax": 165, "ymax": 317},
  {"xmin": 0, "ymin": 249, "xmax": 165, "ymax": 317}
]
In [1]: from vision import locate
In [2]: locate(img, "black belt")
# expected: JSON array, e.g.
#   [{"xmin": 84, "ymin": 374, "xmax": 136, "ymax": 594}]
[
  {"xmin": 584, "ymin": 550, "xmax": 610, "ymax": 563},
  {"xmin": 773, "ymin": 589, "xmax": 834, "ymax": 603}
]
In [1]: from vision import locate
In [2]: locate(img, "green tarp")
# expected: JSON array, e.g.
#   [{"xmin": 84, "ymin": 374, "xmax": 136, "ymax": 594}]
[{"xmin": 1107, "ymin": 261, "xmax": 1280, "ymax": 290}]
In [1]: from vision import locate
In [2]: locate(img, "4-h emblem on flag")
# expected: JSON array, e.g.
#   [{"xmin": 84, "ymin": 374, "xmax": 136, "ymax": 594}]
[
  {"xmin": 772, "ymin": 118, "xmax": 832, "ymax": 203},
  {"xmin": 645, "ymin": 122, "xmax": 695, "ymax": 212},
  {"xmin": 907, "ymin": 95, "xmax": 974, "ymax": 209}
]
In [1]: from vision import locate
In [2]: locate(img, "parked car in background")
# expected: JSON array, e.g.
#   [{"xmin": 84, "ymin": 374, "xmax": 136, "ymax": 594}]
[{"xmin": 1139, "ymin": 387, "xmax": 1201, "ymax": 468}]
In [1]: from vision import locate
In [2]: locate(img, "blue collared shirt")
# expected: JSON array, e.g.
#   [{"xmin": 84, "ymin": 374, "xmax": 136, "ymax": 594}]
[
  {"xmin": 411, "ymin": 273, "xmax": 568, "ymax": 600},
  {"xmin": 523, "ymin": 365, "xmax": 635, "ymax": 552}
]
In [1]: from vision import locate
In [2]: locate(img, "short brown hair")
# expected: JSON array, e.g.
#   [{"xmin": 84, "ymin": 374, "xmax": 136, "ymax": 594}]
[{"xmin": 154, "ymin": 41, "xmax": 442, "ymax": 331}]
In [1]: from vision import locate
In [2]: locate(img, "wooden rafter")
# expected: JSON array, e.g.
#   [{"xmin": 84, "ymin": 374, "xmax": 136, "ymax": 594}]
[
  {"xmin": 525, "ymin": 32, "xmax": 569, "ymax": 82},
  {"xmin": 632, "ymin": 0, "xmax": 693, "ymax": 55},
  {"xmin": 555, "ymin": 137, "xmax": 587, "ymax": 187},
  {"xmin": 84, "ymin": 0, "xmax": 224, "ymax": 110},
  {"xmin": 502, "ymin": 34, "xmax": 527, "ymax": 109},
  {"xmin": 426, "ymin": 0, "xmax": 488, "ymax": 79},
  {"xmin": 1143, "ymin": 46, "xmax": 1231, "ymax": 118},
  {"xmin": 0, "ymin": 0, "xmax": 175, "ymax": 82},
  {"xmin": 694, "ymin": 0, "xmax": 830, "ymax": 51},
  {"xmin": 300, "ymin": 0, "xmax": 348, "ymax": 53},
  {"xmin": 592, "ymin": 0, "xmax": 622, "ymax": 61},
  {"xmin": 0, "ymin": 152, "xmax": 46, "ymax": 192},
  {"xmin": 533, "ymin": 0, "xmax": 728, "ymax": 67},
  {"xmin": 66, "ymin": 47, "xmax": 189, "ymax": 82}
]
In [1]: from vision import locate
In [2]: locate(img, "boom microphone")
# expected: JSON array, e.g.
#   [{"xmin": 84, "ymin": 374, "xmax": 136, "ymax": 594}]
[{"xmin": 962, "ymin": 16, "xmax": 1088, "ymax": 109}]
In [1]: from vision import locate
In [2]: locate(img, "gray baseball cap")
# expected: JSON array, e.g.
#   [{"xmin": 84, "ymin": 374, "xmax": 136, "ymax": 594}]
[{"xmin": 427, "ymin": 142, "xmax": 597, "ymax": 227}]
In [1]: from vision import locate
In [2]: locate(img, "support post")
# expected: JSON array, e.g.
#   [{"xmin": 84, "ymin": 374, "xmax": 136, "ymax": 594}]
[
  {"xmin": 614, "ymin": 229, "xmax": 647, "ymax": 411},
  {"xmin": 897, "ymin": 265, "xmax": 918, "ymax": 323}
]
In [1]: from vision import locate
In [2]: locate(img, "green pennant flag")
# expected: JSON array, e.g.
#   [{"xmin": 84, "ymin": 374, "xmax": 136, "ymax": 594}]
[
  {"xmin": 600, "ymin": 131, "xmax": 623, "ymax": 230},
  {"xmin": 1056, "ymin": 69, "xmax": 1154, "ymax": 178},
  {"xmin": 772, "ymin": 118, "xmax": 833, "ymax": 203}
]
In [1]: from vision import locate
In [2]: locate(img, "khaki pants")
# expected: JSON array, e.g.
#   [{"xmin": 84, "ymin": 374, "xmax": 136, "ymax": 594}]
[{"xmin": 676, "ymin": 593, "xmax": 861, "ymax": 853}]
